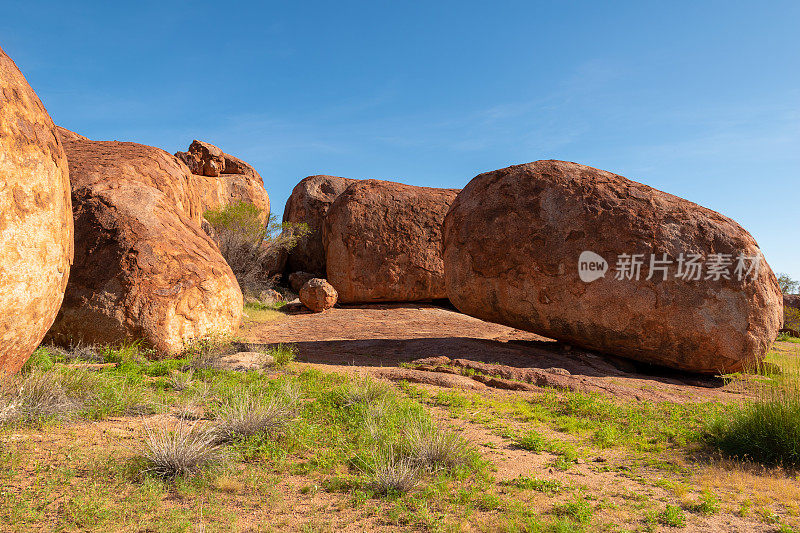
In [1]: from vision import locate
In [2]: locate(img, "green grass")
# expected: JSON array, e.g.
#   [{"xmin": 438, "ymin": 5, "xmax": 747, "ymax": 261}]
[
  {"xmin": 708, "ymin": 365, "xmax": 800, "ymax": 467},
  {"xmin": 777, "ymin": 333, "xmax": 800, "ymax": 344},
  {"xmin": 658, "ymin": 504, "xmax": 686, "ymax": 527}
]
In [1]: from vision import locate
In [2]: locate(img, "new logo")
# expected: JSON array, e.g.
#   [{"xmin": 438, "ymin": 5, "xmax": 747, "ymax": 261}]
[{"xmin": 578, "ymin": 251, "xmax": 608, "ymax": 282}]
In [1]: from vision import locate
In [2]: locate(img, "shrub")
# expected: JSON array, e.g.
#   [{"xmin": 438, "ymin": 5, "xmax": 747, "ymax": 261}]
[
  {"xmin": 334, "ymin": 376, "xmax": 391, "ymax": 407},
  {"xmin": 515, "ymin": 430, "xmax": 548, "ymax": 452},
  {"xmin": 139, "ymin": 421, "xmax": 223, "ymax": 479},
  {"xmin": 203, "ymin": 201, "xmax": 309, "ymax": 295},
  {"xmin": 183, "ymin": 334, "xmax": 232, "ymax": 370},
  {"xmin": 687, "ymin": 492, "xmax": 720, "ymax": 515},
  {"xmin": 265, "ymin": 344, "xmax": 297, "ymax": 368},
  {"xmin": 777, "ymin": 273, "xmax": 799, "ymax": 295},
  {"xmin": 785, "ymin": 306, "xmax": 800, "ymax": 333},
  {"xmin": 553, "ymin": 497, "xmax": 594, "ymax": 524}
]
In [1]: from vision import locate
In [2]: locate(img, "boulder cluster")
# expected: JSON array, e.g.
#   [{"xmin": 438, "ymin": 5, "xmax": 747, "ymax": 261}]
[{"xmin": 0, "ymin": 44, "xmax": 784, "ymax": 375}]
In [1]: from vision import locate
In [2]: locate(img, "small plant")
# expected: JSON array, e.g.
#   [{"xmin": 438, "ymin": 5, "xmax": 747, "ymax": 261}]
[
  {"xmin": 403, "ymin": 416, "xmax": 474, "ymax": 471},
  {"xmin": 366, "ymin": 447, "xmax": 422, "ymax": 495},
  {"xmin": 212, "ymin": 389, "xmax": 298, "ymax": 442},
  {"xmin": 687, "ymin": 491, "xmax": 720, "ymax": 515},
  {"xmin": 183, "ymin": 334, "xmax": 231, "ymax": 370},
  {"xmin": 503, "ymin": 475, "xmax": 564, "ymax": 494},
  {"xmin": 515, "ymin": 430, "xmax": 548, "ymax": 452},
  {"xmin": 167, "ymin": 370, "xmax": 193, "ymax": 391},
  {"xmin": 334, "ymin": 376, "xmax": 391, "ymax": 407},
  {"xmin": 553, "ymin": 497, "xmax": 594, "ymax": 524},
  {"xmin": 265, "ymin": 344, "xmax": 297, "ymax": 368},
  {"xmin": 658, "ymin": 504, "xmax": 686, "ymax": 527},
  {"xmin": 139, "ymin": 421, "xmax": 223, "ymax": 479}
]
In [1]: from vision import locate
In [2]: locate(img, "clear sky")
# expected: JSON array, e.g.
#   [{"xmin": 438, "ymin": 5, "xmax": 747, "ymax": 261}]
[{"xmin": 3, "ymin": 1, "xmax": 798, "ymax": 280}]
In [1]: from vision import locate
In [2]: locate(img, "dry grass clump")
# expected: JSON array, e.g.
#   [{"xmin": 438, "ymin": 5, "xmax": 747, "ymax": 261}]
[
  {"xmin": 334, "ymin": 376, "xmax": 391, "ymax": 407},
  {"xmin": 212, "ymin": 384, "xmax": 300, "ymax": 442},
  {"xmin": 0, "ymin": 367, "xmax": 89, "ymax": 425},
  {"xmin": 367, "ymin": 447, "xmax": 423, "ymax": 495},
  {"xmin": 404, "ymin": 416, "xmax": 474, "ymax": 472},
  {"xmin": 168, "ymin": 370, "xmax": 194, "ymax": 391},
  {"xmin": 140, "ymin": 421, "xmax": 224, "ymax": 479},
  {"xmin": 183, "ymin": 334, "xmax": 233, "ymax": 370}
]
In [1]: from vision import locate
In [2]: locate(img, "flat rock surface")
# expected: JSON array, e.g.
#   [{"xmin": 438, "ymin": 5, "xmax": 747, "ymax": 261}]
[{"xmin": 244, "ymin": 303, "xmax": 745, "ymax": 402}]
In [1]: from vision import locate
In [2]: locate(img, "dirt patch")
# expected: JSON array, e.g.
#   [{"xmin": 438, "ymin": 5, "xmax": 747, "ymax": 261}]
[{"xmin": 243, "ymin": 303, "xmax": 742, "ymax": 403}]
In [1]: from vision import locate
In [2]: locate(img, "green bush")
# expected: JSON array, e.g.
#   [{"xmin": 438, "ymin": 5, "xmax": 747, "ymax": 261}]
[{"xmin": 203, "ymin": 201, "xmax": 309, "ymax": 295}]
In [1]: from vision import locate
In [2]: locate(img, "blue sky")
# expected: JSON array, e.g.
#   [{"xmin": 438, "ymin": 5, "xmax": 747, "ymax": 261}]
[{"xmin": 3, "ymin": 1, "xmax": 798, "ymax": 280}]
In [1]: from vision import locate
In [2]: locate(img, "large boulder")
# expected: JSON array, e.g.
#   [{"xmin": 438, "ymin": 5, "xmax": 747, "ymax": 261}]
[
  {"xmin": 176, "ymin": 140, "xmax": 270, "ymax": 220},
  {"xmin": 45, "ymin": 135, "xmax": 242, "ymax": 354},
  {"xmin": 442, "ymin": 160, "xmax": 782, "ymax": 373},
  {"xmin": 323, "ymin": 179, "xmax": 459, "ymax": 303},
  {"xmin": 56, "ymin": 129, "xmax": 205, "ymax": 224},
  {"xmin": 0, "ymin": 46, "xmax": 73, "ymax": 375},
  {"xmin": 283, "ymin": 175, "xmax": 356, "ymax": 275}
]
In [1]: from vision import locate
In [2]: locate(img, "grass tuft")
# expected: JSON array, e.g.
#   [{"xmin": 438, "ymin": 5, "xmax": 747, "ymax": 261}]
[
  {"xmin": 0, "ymin": 367, "xmax": 88, "ymax": 424},
  {"xmin": 366, "ymin": 447, "xmax": 422, "ymax": 495},
  {"xmin": 139, "ymin": 421, "xmax": 224, "ymax": 479},
  {"xmin": 212, "ymin": 387, "xmax": 299, "ymax": 442},
  {"xmin": 403, "ymin": 416, "xmax": 475, "ymax": 471}
]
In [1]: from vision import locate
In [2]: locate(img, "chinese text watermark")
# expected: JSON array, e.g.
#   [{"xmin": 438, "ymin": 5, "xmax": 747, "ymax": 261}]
[{"xmin": 578, "ymin": 251, "xmax": 761, "ymax": 283}]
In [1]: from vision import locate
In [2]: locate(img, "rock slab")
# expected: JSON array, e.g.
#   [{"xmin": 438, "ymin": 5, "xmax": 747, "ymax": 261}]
[
  {"xmin": 442, "ymin": 160, "xmax": 782, "ymax": 373},
  {"xmin": 323, "ymin": 179, "xmax": 459, "ymax": 304},
  {"xmin": 0, "ymin": 46, "xmax": 73, "ymax": 374}
]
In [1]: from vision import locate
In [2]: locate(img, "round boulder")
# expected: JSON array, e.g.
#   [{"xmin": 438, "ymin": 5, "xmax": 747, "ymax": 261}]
[
  {"xmin": 283, "ymin": 175, "xmax": 357, "ymax": 275},
  {"xmin": 45, "ymin": 136, "xmax": 242, "ymax": 355},
  {"xmin": 442, "ymin": 160, "xmax": 782, "ymax": 374},
  {"xmin": 323, "ymin": 180, "xmax": 459, "ymax": 303},
  {"xmin": 0, "ymin": 46, "xmax": 73, "ymax": 374},
  {"xmin": 299, "ymin": 278, "xmax": 338, "ymax": 312}
]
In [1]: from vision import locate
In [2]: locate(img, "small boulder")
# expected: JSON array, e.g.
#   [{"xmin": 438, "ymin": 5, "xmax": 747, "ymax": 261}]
[
  {"xmin": 258, "ymin": 289, "xmax": 284, "ymax": 305},
  {"xmin": 299, "ymin": 278, "xmax": 338, "ymax": 312}
]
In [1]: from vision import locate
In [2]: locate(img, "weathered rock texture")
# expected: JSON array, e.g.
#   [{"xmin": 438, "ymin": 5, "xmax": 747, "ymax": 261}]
[
  {"xmin": 176, "ymin": 140, "xmax": 270, "ymax": 220},
  {"xmin": 0, "ymin": 46, "xmax": 73, "ymax": 375},
  {"xmin": 442, "ymin": 160, "xmax": 782, "ymax": 373},
  {"xmin": 56, "ymin": 129, "xmax": 205, "ymax": 224},
  {"xmin": 283, "ymin": 175, "xmax": 356, "ymax": 275},
  {"xmin": 299, "ymin": 278, "xmax": 338, "ymax": 312},
  {"xmin": 323, "ymin": 180, "xmax": 459, "ymax": 303},
  {"xmin": 45, "ymin": 134, "xmax": 242, "ymax": 354},
  {"xmin": 289, "ymin": 271, "xmax": 316, "ymax": 293}
]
